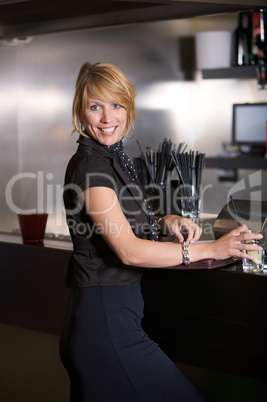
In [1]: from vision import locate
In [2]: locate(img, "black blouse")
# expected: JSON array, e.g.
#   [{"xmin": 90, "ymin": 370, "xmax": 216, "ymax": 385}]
[{"xmin": 63, "ymin": 135, "xmax": 153, "ymax": 288}]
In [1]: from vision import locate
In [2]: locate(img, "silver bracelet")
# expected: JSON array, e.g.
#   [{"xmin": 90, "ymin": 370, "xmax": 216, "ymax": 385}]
[{"xmin": 181, "ymin": 241, "xmax": 190, "ymax": 265}]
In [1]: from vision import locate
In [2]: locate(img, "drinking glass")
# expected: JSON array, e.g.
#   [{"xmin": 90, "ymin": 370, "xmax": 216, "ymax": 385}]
[
  {"xmin": 18, "ymin": 213, "xmax": 48, "ymax": 243},
  {"xmin": 242, "ymin": 229, "xmax": 265, "ymax": 274},
  {"xmin": 180, "ymin": 184, "xmax": 201, "ymax": 222}
]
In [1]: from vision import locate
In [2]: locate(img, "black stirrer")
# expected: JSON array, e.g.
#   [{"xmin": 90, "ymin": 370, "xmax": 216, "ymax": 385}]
[{"xmin": 230, "ymin": 196, "xmax": 241, "ymax": 226}]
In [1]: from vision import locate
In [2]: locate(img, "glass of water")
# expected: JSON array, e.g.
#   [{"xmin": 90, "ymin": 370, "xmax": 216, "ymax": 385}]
[{"xmin": 242, "ymin": 229, "xmax": 265, "ymax": 274}]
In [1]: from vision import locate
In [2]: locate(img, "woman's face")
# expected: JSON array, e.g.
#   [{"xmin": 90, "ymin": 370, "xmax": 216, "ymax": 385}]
[{"xmin": 82, "ymin": 95, "xmax": 127, "ymax": 146}]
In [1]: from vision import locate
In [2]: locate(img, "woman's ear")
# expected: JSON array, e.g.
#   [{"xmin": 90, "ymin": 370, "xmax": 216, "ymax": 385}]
[{"xmin": 78, "ymin": 119, "xmax": 85, "ymax": 134}]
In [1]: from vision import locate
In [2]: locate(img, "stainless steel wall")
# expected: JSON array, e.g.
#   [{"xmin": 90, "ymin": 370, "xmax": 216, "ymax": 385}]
[{"xmin": 1, "ymin": 17, "xmax": 266, "ymax": 235}]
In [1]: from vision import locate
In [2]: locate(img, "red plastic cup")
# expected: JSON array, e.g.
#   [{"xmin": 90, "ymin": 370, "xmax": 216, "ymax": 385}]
[{"xmin": 18, "ymin": 213, "xmax": 48, "ymax": 243}]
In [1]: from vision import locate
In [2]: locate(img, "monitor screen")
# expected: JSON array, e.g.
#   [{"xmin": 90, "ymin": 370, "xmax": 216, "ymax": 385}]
[{"xmin": 232, "ymin": 103, "xmax": 267, "ymax": 147}]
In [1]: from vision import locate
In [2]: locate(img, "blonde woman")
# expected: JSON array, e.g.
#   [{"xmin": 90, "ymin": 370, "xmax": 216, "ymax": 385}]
[{"xmin": 60, "ymin": 62, "xmax": 262, "ymax": 402}]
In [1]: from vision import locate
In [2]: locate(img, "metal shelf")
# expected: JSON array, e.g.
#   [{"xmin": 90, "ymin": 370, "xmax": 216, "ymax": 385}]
[
  {"xmin": 202, "ymin": 66, "xmax": 257, "ymax": 79},
  {"xmin": 205, "ymin": 156, "xmax": 267, "ymax": 169}
]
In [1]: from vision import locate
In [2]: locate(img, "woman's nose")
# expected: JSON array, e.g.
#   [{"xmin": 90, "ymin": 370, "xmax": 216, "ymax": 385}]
[{"xmin": 101, "ymin": 108, "xmax": 112, "ymax": 123}]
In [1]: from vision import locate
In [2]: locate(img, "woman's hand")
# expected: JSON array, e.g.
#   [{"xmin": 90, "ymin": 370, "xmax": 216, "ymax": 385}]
[
  {"xmin": 159, "ymin": 214, "xmax": 202, "ymax": 243},
  {"xmin": 208, "ymin": 224, "xmax": 263, "ymax": 261}
]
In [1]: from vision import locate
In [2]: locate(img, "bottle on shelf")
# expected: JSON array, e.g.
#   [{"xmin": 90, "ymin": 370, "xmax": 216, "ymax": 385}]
[
  {"xmin": 253, "ymin": 9, "xmax": 267, "ymax": 89},
  {"xmin": 246, "ymin": 12, "xmax": 258, "ymax": 65},
  {"xmin": 232, "ymin": 12, "xmax": 250, "ymax": 66},
  {"xmin": 253, "ymin": 9, "xmax": 267, "ymax": 62}
]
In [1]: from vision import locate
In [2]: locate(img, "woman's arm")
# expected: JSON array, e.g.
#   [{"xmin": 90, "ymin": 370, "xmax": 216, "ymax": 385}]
[{"xmin": 81, "ymin": 186, "xmax": 263, "ymax": 268}]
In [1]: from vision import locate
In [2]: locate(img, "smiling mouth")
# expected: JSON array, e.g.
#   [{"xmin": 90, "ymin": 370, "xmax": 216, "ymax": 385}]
[{"xmin": 99, "ymin": 126, "xmax": 117, "ymax": 135}]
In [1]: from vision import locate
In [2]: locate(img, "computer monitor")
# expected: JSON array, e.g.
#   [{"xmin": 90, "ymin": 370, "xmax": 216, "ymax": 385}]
[{"xmin": 232, "ymin": 103, "xmax": 267, "ymax": 153}]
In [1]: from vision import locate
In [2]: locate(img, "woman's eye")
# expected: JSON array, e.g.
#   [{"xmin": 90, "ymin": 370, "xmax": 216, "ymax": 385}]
[
  {"xmin": 90, "ymin": 105, "xmax": 100, "ymax": 111},
  {"xmin": 113, "ymin": 104, "xmax": 120, "ymax": 109}
]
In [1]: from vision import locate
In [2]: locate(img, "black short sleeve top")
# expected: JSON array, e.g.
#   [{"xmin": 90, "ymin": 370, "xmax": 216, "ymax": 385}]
[{"xmin": 63, "ymin": 135, "xmax": 150, "ymax": 288}]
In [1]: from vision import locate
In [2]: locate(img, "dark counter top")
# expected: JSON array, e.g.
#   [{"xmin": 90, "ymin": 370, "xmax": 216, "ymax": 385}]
[{"xmin": 0, "ymin": 232, "xmax": 73, "ymax": 250}]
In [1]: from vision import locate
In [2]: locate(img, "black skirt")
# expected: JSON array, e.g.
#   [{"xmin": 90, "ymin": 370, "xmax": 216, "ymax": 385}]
[{"xmin": 60, "ymin": 283, "xmax": 209, "ymax": 402}]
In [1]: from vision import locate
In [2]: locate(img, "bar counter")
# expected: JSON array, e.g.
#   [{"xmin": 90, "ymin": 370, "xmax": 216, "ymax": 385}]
[
  {"xmin": 0, "ymin": 232, "xmax": 266, "ymax": 384},
  {"xmin": 0, "ymin": 233, "xmax": 72, "ymax": 335}
]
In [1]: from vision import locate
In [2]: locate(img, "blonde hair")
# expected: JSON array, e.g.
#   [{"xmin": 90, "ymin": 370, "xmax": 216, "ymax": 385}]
[{"xmin": 72, "ymin": 62, "xmax": 136, "ymax": 136}]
